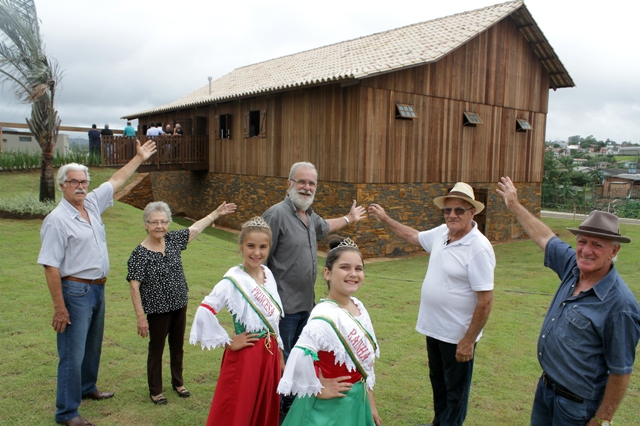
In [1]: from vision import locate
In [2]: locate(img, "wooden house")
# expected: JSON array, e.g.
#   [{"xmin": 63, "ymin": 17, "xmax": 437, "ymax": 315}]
[{"xmin": 122, "ymin": 0, "xmax": 573, "ymax": 256}]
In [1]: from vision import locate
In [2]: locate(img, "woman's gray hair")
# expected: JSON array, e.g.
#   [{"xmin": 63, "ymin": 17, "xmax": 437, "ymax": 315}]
[
  {"xmin": 143, "ymin": 201, "xmax": 172, "ymax": 224},
  {"xmin": 56, "ymin": 163, "xmax": 90, "ymax": 190},
  {"xmin": 288, "ymin": 162, "xmax": 317, "ymax": 180}
]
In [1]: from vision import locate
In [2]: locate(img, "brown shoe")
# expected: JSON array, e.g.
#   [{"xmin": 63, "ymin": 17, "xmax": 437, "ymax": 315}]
[
  {"xmin": 58, "ymin": 415, "xmax": 95, "ymax": 426},
  {"xmin": 82, "ymin": 390, "xmax": 114, "ymax": 400}
]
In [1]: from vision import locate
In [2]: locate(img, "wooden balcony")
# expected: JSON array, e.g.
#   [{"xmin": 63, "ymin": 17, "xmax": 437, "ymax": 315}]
[{"xmin": 100, "ymin": 135, "xmax": 208, "ymax": 172}]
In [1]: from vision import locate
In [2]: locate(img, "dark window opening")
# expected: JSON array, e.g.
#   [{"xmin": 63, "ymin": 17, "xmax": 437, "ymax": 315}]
[
  {"xmin": 219, "ymin": 114, "xmax": 231, "ymax": 139},
  {"xmin": 516, "ymin": 119, "xmax": 532, "ymax": 132},
  {"xmin": 249, "ymin": 110, "xmax": 260, "ymax": 137},
  {"xmin": 396, "ymin": 103, "xmax": 417, "ymax": 119},
  {"xmin": 463, "ymin": 112, "xmax": 482, "ymax": 127}
]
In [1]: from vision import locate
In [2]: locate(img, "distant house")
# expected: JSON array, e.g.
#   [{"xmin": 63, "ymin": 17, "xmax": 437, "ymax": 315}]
[
  {"xmin": 603, "ymin": 174, "xmax": 640, "ymax": 199},
  {"xmin": 615, "ymin": 146, "xmax": 640, "ymax": 156},
  {"xmin": 122, "ymin": 0, "xmax": 573, "ymax": 256},
  {"xmin": 1, "ymin": 128, "xmax": 69, "ymax": 155}
]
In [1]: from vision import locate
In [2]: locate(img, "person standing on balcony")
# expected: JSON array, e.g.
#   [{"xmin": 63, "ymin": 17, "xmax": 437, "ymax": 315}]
[
  {"xmin": 146, "ymin": 122, "xmax": 163, "ymax": 137},
  {"xmin": 123, "ymin": 122, "xmax": 136, "ymax": 137},
  {"xmin": 88, "ymin": 124, "xmax": 101, "ymax": 157},
  {"xmin": 368, "ymin": 182, "xmax": 495, "ymax": 426},
  {"xmin": 497, "ymin": 176, "xmax": 640, "ymax": 426},
  {"xmin": 174, "ymin": 123, "xmax": 183, "ymax": 135},
  {"xmin": 164, "ymin": 124, "xmax": 173, "ymax": 135},
  {"xmin": 262, "ymin": 161, "xmax": 366, "ymax": 419},
  {"xmin": 37, "ymin": 139, "xmax": 157, "ymax": 426},
  {"xmin": 100, "ymin": 125, "xmax": 114, "ymax": 160},
  {"xmin": 100, "ymin": 124, "xmax": 113, "ymax": 136}
]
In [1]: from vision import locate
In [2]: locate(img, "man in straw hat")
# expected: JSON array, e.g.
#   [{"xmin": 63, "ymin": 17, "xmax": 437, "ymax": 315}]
[
  {"xmin": 369, "ymin": 182, "xmax": 495, "ymax": 426},
  {"xmin": 497, "ymin": 176, "xmax": 640, "ymax": 426}
]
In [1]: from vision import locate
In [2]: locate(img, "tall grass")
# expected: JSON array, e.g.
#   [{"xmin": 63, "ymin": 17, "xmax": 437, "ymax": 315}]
[
  {"xmin": 0, "ymin": 149, "xmax": 101, "ymax": 171},
  {"xmin": 0, "ymin": 170, "xmax": 638, "ymax": 425}
]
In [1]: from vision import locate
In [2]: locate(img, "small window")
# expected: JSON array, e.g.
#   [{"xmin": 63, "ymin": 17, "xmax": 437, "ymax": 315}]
[
  {"xmin": 463, "ymin": 112, "xmax": 482, "ymax": 127},
  {"xmin": 249, "ymin": 111, "xmax": 261, "ymax": 137},
  {"xmin": 243, "ymin": 109, "xmax": 267, "ymax": 138},
  {"xmin": 219, "ymin": 114, "xmax": 231, "ymax": 139},
  {"xmin": 516, "ymin": 119, "xmax": 532, "ymax": 132},
  {"xmin": 19, "ymin": 136, "xmax": 32, "ymax": 142},
  {"xmin": 396, "ymin": 103, "xmax": 417, "ymax": 119}
]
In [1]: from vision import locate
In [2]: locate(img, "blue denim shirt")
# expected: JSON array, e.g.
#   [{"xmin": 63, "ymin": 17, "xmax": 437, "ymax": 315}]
[{"xmin": 540, "ymin": 237, "xmax": 640, "ymax": 401}]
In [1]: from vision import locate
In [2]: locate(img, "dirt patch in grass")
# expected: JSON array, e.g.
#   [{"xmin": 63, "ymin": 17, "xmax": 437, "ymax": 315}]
[{"xmin": 0, "ymin": 210, "xmax": 46, "ymax": 220}]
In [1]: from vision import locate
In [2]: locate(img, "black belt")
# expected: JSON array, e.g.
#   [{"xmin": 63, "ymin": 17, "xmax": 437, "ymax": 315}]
[
  {"xmin": 542, "ymin": 372, "xmax": 584, "ymax": 403},
  {"xmin": 62, "ymin": 276, "xmax": 107, "ymax": 285}
]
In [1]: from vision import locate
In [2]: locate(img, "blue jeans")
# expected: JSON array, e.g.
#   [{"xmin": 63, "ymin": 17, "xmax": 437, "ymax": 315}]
[
  {"xmin": 530, "ymin": 376, "xmax": 600, "ymax": 426},
  {"xmin": 426, "ymin": 336, "xmax": 475, "ymax": 426},
  {"xmin": 279, "ymin": 311, "xmax": 310, "ymax": 412},
  {"xmin": 55, "ymin": 279, "xmax": 106, "ymax": 422}
]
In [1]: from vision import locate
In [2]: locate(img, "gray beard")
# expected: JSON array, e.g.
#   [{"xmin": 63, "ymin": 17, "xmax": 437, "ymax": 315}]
[{"xmin": 289, "ymin": 187, "xmax": 314, "ymax": 211}]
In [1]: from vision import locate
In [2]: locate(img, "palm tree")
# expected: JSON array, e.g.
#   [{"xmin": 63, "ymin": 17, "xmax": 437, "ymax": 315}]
[{"xmin": 0, "ymin": 0, "xmax": 63, "ymax": 202}]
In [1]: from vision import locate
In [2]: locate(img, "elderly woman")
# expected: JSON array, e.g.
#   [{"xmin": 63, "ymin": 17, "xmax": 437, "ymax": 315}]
[{"xmin": 127, "ymin": 200, "xmax": 236, "ymax": 405}]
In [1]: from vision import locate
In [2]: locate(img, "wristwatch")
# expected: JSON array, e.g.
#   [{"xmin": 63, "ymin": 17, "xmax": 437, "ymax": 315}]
[{"xmin": 593, "ymin": 415, "xmax": 613, "ymax": 426}]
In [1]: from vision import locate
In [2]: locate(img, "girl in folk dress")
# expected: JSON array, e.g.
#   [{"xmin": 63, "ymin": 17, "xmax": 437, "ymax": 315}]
[
  {"xmin": 278, "ymin": 236, "xmax": 382, "ymax": 426},
  {"xmin": 190, "ymin": 217, "xmax": 284, "ymax": 426}
]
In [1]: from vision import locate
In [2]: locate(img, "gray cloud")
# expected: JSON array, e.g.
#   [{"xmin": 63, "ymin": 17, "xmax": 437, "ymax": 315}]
[{"xmin": 2, "ymin": 0, "xmax": 638, "ymax": 144}]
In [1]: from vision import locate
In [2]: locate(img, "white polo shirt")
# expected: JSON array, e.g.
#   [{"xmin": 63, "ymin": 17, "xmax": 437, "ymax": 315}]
[{"xmin": 415, "ymin": 222, "xmax": 495, "ymax": 344}]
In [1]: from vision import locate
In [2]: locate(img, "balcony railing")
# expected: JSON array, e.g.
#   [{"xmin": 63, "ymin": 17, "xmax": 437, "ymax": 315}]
[{"xmin": 100, "ymin": 135, "xmax": 208, "ymax": 172}]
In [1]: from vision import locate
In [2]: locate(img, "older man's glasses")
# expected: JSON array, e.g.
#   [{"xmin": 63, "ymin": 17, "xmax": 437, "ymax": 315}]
[
  {"xmin": 290, "ymin": 179, "xmax": 317, "ymax": 188},
  {"xmin": 147, "ymin": 220, "xmax": 169, "ymax": 226},
  {"xmin": 442, "ymin": 207, "xmax": 473, "ymax": 216},
  {"xmin": 65, "ymin": 179, "xmax": 91, "ymax": 188}
]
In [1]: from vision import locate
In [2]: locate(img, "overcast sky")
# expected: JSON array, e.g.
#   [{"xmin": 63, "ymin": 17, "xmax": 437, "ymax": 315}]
[{"xmin": 1, "ymin": 0, "xmax": 638, "ymax": 143}]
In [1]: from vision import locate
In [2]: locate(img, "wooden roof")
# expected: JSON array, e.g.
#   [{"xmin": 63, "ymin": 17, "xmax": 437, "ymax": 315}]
[{"xmin": 125, "ymin": 0, "xmax": 573, "ymax": 119}]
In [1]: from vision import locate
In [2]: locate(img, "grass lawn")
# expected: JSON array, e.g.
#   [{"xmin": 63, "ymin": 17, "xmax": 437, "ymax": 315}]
[{"xmin": 1, "ymin": 169, "xmax": 639, "ymax": 425}]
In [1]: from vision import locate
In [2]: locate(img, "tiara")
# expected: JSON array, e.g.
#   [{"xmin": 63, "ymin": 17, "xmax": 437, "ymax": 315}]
[
  {"xmin": 242, "ymin": 216, "xmax": 271, "ymax": 229},
  {"xmin": 330, "ymin": 237, "xmax": 358, "ymax": 252}
]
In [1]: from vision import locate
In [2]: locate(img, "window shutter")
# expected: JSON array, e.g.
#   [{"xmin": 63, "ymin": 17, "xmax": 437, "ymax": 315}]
[
  {"xmin": 259, "ymin": 109, "xmax": 267, "ymax": 138},
  {"xmin": 243, "ymin": 111, "xmax": 250, "ymax": 138},
  {"xmin": 214, "ymin": 115, "xmax": 220, "ymax": 140}
]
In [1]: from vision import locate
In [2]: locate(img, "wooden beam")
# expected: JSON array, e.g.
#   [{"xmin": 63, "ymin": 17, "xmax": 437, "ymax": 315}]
[{"xmin": 0, "ymin": 122, "xmax": 124, "ymax": 134}]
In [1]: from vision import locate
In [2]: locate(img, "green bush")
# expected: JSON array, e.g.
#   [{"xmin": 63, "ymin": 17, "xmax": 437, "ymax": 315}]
[{"xmin": 0, "ymin": 192, "xmax": 56, "ymax": 215}]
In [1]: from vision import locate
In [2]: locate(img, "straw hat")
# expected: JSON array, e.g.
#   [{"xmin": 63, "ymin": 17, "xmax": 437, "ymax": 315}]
[
  {"xmin": 433, "ymin": 182, "xmax": 485, "ymax": 214},
  {"xmin": 567, "ymin": 211, "xmax": 631, "ymax": 243}
]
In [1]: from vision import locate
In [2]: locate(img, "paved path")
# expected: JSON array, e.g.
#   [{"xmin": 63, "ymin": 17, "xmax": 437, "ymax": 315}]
[{"xmin": 541, "ymin": 210, "xmax": 640, "ymax": 225}]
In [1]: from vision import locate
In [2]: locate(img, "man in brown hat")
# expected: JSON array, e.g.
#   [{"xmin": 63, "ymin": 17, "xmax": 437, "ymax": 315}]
[
  {"xmin": 497, "ymin": 176, "xmax": 640, "ymax": 426},
  {"xmin": 369, "ymin": 182, "xmax": 495, "ymax": 426}
]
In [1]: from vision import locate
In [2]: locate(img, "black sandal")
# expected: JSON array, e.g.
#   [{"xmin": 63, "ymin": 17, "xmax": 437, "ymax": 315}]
[
  {"xmin": 173, "ymin": 386, "xmax": 191, "ymax": 398},
  {"xmin": 150, "ymin": 394, "xmax": 168, "ymax": 405}
]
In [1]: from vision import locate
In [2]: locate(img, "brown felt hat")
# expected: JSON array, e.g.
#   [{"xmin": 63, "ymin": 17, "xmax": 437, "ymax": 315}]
[
  {"xmin": 433, "ymin": 182, "xmax": 485, "ymax": 214},
  {"xmin": 567, "ymin": 211, "xmax": 631, "ymax": 243}
]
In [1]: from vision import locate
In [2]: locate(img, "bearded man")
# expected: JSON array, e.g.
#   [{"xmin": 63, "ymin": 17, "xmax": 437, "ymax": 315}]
[{"xmin": 262, "ymin": 161, "xmax": 365, "ymax": 417}]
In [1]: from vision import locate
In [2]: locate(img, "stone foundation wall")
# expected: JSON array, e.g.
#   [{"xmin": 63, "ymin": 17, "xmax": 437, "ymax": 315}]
[{"xmin": 132, "ymin": 171, "xmax": 540, "ymax": 257}]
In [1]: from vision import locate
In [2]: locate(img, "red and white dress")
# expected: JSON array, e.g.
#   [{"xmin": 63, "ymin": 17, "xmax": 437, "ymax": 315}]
[{"xmin": 190, "ymin": 265, "xmax": 283, "ymax": 426}]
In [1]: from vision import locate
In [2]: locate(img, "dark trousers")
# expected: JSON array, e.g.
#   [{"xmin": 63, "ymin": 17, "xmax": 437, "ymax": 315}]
[
  {"xmin": 426, "ymin": 336, "xmax": 475, "ymax": 426},
  {"xmin": 147, "ymin": 305, "xmax": 187, "ymax": 395}
]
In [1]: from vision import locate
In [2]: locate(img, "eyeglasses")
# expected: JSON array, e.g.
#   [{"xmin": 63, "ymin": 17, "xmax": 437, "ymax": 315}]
[
  {"xmin": 290, "ymin": 179, "xmax": 317, "ymax": 188},
  {"xmin": 65, "ymin": 179, "xmax": 91, "ymax": 188},
  {"xmin": 146, "ymin": 220, "xmax": 170, "ymax": 226},
  {"xmin": 442, "ymin": 207, "xmax": 473, "ymax": 216}
]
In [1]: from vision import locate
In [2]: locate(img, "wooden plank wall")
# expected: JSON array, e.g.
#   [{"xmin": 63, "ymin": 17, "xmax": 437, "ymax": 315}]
[{"xmin": 145, "ymin": 16, "xmax": 551, "ymax": 185}]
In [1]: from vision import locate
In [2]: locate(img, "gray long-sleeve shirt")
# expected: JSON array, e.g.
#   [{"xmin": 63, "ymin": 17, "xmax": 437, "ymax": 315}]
[{"xmin": 263, "ymin": 195, "xmax": 329, "ymax": 314}]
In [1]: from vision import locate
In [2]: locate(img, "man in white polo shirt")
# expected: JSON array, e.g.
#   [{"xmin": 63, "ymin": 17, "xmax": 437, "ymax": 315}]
[{"xmin": 369, "ymin": 182, "xmax": 495, "ymax": 426}]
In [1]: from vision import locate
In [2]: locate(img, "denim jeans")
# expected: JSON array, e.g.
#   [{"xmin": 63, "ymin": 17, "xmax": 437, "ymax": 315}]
[
  {"xmin": 426, "ymin": 336, "xmax": 475, "ymax": 426},
  {"xmin": 55, "ymin": 279, "xmax": 106, "ymax": 422},
  {"xmin": 279, "ymin": 311, "xmax": 310, "ymax": 412},
  {"xmin": 530, "ymin": 376, "xmax": 600, "ymax": 426}
]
